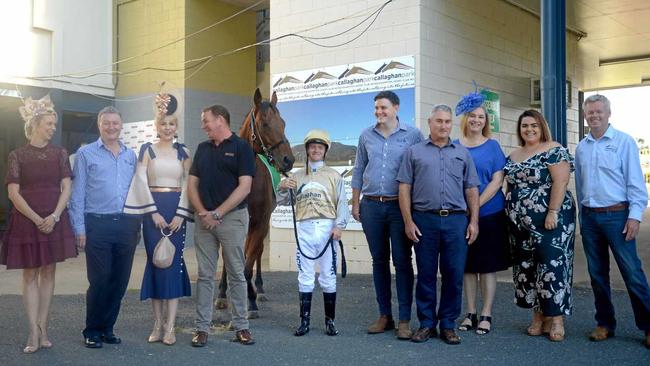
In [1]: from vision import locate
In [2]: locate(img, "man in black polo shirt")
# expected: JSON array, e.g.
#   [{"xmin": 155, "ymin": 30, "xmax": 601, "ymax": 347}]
[{"xmin": 187, "ymin": 104, "xmax": 256, "ymax": 347}]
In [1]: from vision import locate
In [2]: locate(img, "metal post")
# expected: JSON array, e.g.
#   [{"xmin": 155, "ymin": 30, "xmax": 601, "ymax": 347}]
[{"xmin": 541, "ymin": 0, "xmax": 567, "ymax": 146}]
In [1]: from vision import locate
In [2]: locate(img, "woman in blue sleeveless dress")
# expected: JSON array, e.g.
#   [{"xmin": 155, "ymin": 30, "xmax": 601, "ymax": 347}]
[
  {"xmin": 453, "ymin": 91, "xmax": 509, "ymax": 336},
  {"xmin": 124, "ymin": 94, "xmax": 192, "ymax": 345}
]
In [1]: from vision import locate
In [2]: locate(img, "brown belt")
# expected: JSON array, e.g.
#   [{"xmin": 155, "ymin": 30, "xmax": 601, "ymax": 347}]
[
  {"xmin": 149, "ymin": 187, "xmax": 182, "ymax": 192},
  {"xmin": 583, "ymin": 202, "xmax": 628, "ymax": 213},
  {"xmin": 364, "ymin": 195, "xmax": 399, "ymax": 202}
]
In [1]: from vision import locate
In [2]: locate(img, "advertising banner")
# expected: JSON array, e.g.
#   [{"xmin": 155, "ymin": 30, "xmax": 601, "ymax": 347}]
[{"xmin": 271, "ymin": 56, "xmax": 416, "ymax": 230}]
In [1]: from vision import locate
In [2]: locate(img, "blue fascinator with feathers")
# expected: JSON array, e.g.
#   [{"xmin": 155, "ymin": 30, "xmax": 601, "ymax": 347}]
[{"xmin": 455, "ymin": 81, "xmax": 486, "ymax": 116}]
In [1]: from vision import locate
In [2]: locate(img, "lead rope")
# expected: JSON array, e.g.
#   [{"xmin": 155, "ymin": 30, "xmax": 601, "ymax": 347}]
[{"xmin": 287, "ymin": 182, "xmax": 347, "ymax": 278}]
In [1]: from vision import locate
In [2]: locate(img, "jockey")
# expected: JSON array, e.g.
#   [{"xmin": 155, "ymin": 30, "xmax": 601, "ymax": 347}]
[{"xmin": 277, "ymin": 129, "xmax": 349, "ymax": 336}]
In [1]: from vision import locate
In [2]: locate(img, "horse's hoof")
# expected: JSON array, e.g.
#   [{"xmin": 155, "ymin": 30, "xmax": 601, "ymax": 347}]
[
  {"xmin": 215, "ymin": 298, "xmax": 228, "ymax": 310},
  {"xmin": 247, "ymin": 311, "xmax": 259, "ymax": 319},
  {"xmin": 257, "ymin": 294, "xmax": 268, "ymax": 302}
]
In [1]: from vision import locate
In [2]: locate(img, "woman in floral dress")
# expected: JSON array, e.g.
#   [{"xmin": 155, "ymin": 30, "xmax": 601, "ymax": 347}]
[{"xmin": 504, "ymin": 109, "xmax": 576, "ymax": 342}]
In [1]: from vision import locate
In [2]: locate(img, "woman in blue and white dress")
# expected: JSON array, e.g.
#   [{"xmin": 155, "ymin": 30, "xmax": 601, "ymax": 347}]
[{"xmin": 124, "ymin": 94, "xmax": 192, "ymax": 346}]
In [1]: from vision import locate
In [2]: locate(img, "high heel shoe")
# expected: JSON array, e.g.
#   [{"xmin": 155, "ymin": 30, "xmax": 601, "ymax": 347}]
[
  {"xmin": 23, "ymin": 333, "xmax": 39, "ymax": 354},
  {"xmin": 23, "ymin": 344, "xmax": 39, "ymax": 354},
  {"xmin": 527, "ymin": 312, "xmax": 545, "ymax": 336},
  {"xmin": 38, "ymin": 325, "xmax": 52, "ymax": 349},
  {"xmin": 476, "ymin": 316, "xmax": 492, "ymax": 335},
  {"xmin": 458, "ymin": 313, "xmax": 478, "ymax": 331},
  {"xmin": 548, "ymin": 317, "xmax": 565, "ymax": 342},
  {"xmin": 148, "ymin": 321, "xmax": 163, "ymax": 343},
  {"xmin": 162, "ymin": 326, "xmax": 176, "ymax": 345}
]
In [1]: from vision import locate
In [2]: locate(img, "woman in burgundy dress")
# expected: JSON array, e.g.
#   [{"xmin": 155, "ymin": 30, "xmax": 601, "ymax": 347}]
[{"xmin": 0, "ymin": 95, "xmax": 77, "ymax": 353}]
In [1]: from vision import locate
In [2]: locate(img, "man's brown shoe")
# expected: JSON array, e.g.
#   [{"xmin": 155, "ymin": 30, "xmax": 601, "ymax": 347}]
[
  {"xmin": 410, "ymin": 327, "xmax": 436, "ymax": 343},
  {"xmin": 440, "ymin": 328, "xmax": 461, "ymax": 345},
  {"xmin": 191, "ymin": 331, "xmax": 208, "ymax": 347},
  {"xmin": 589, "ymin": 326, "xmax": 615, "ymax": 341},
  {"xmin": 367, "ymin": 315, "xmax": 395, "ymax": 334},
  {"xmin": 233, "ymin": 329, "xmax": 255, "ymax": 345},
  {"xmin": 396, "ymin": 321, "xmax": 413, "ymax": 340},
  {"xmin": 644, "ymin": 331, "xmax": 649, "ymax": 349}
]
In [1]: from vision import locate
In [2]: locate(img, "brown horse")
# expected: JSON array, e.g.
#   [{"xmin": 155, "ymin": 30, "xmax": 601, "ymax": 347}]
[{"xmin": 215, "ymin": 88, "xmax": 294, "ymax": 318}]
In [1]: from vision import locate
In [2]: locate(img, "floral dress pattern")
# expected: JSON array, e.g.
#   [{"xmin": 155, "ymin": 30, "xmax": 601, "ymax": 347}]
[{"xmin": 504, "ymin": 146, "xmax": 576, "ymax": 316}]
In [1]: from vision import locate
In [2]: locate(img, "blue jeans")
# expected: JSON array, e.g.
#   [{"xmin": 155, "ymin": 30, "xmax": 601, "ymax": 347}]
[
  {"xmin": 360, "ymin": 198, "xmax": 414, "ymax": 321},
  {"xmin": 412, "ymin": 211, "xmax": 468, "ymax": 330},
  {"xmin": 581, "ymin": 208, "xmax": 650, "ymax": 331}
]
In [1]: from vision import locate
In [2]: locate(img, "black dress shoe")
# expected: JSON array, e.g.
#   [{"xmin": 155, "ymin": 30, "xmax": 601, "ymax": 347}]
[
  {"xmin": 102, "ymin": 334, "xmax": 122, "ymax": 344},
  {"xmin": 84, "ymin": 337, "xmax": 103, "ymax": 348}
]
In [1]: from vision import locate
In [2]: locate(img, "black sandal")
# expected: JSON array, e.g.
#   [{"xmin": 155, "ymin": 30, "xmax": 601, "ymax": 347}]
[
  {"xmin": 458, "ymin": 313, "xmax": 478, "ymax": 331},
  {"xmin": 476, "ymin": 316, "xmax": 492, "ymax": 335}
]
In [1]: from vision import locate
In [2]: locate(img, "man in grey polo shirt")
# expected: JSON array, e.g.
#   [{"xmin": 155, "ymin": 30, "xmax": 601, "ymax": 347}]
[{"xmin": 397, "ymin": 104, "xmax": 479, "ymax": 345}]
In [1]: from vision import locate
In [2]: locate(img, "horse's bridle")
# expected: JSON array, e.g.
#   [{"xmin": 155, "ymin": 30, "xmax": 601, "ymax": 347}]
[{"xmin": 248, "ymin": 107, "xmax": 290, "ymax": 166}]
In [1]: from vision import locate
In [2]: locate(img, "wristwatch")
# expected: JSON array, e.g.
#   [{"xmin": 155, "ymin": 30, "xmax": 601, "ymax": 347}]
[
  {"xmin": 211, "ymin": 210, "xmax": 222, "ymax": 221},
  {"xmin": 51, "ymin": 213, "xmax": 60, "ymax": 222}
]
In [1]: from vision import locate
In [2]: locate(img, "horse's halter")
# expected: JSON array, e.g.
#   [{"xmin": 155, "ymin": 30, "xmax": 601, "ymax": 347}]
[{"xmin": 248, "ymin": 107, "xmax": 289, "ymax": 166}]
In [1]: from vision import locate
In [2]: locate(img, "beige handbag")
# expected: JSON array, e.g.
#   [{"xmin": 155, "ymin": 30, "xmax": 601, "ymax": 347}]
[{"xmin": 153, "ymin": 228, "xmax": 175, "ymax": 269}]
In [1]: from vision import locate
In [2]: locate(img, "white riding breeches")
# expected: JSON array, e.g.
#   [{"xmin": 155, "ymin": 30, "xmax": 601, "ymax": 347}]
[{"xmin": 296, "ymin": 218, "xmax": 337, "ymax": 293}]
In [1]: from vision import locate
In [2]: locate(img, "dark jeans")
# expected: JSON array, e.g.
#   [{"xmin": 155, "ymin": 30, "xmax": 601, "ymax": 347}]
[
  {"xmin": 83, "ymin": 214, "xmax": 141, "ymax": 338},
  {"xmin": 412, "ymin": 211, "xmax": 468, "ymax": 330},
  {"xmin": 581, "ymin": 208, "xmax": 650, "ymax": 331},
  {"xmin": 360, "ymin": 198, "xmax": 414, "ymax": 321}
]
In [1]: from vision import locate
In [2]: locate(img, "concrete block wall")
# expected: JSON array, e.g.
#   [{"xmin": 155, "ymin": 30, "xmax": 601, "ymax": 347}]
[
  {"xmin": 420, "ymin": 0, "xmax": 582, "ymax": 154},
  {"xmin": 269, "ymin": 0, "xmax": 421, "ymax": 95},
  {"xmin": 268, "ymin": 0, "xmax": 584, "ymax": 274},
  {"xmin": 116, "ymin": 0, "xmax": 186, "ymax": 96}
]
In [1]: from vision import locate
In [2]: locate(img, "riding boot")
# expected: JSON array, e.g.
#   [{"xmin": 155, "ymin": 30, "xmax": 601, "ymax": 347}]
[
  {"xmin": 295, "ymin": 292, "xmax": 312, "ymax": 336},
  {"xmin": 323, "ymin": 292, "xmax": 339, "ymax": 336}
]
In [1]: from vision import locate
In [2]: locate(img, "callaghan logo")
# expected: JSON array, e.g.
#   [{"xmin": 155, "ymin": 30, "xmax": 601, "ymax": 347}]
[{"xmin": 296, "ymin": 191, "xmax": 323, "ymax": 201}]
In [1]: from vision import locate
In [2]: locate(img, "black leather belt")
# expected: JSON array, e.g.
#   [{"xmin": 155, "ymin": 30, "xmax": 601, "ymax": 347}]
[
  {"xmin": 86, "ymin": 213, "xmax": 124, "ymax": 220},
  {"xmin": 422, "ymin": 209, "xmax": 467, "ymax": 217},
  {"xmin": 364, "ymin": 195, "xmax": 399, "ymax": 202}
]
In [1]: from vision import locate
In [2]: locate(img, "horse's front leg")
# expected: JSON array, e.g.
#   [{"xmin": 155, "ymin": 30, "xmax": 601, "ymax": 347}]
[{"xmin": 215, "ymin": 265, "xmax": 228, "ymax": 310}]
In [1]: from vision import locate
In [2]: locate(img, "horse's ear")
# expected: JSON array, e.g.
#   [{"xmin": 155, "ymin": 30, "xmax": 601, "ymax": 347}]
[
  {"xmin": 254, "ymin": 88, "xmax": 262, "ymax": 108},
  {"xmin": 271, "ymin": 91, "xmax": 278, "ymax": 106}
]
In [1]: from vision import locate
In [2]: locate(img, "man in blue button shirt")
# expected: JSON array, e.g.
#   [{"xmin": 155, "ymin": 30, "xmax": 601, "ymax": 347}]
[
  {"xmin": 69, "ymin": 106, "xmax": 140, "ymax": 348},
  {"xmin": 351, "ymin": 91, "xmax": 424, "ymax": 339},
  {"xmin": 397, "ymin": 104, "xmax": 479, "ymax": 345},
  {"xmin": 575, "ymin": 94, "xmax": 650, "ymax": 349}
]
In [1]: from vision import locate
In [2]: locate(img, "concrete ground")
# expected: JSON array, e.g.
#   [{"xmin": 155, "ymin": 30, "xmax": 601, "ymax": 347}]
[{"xmin": 0, "ymin": 210, "xmax": 649, "ymax": 365}]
